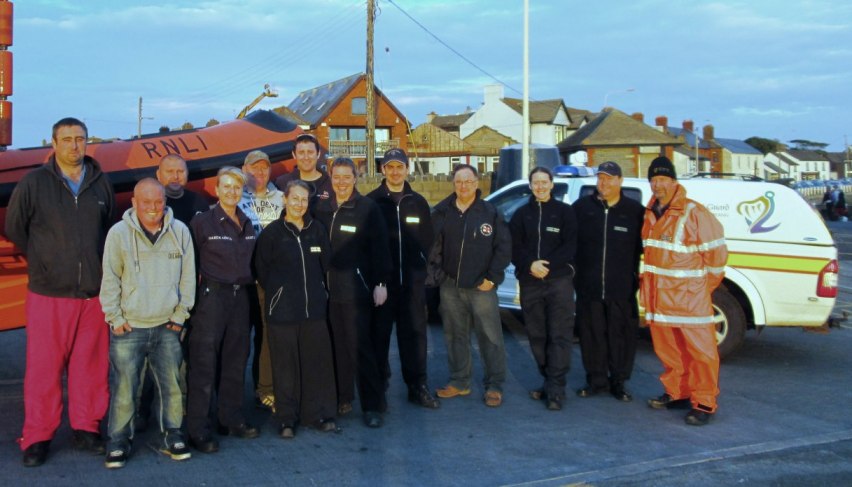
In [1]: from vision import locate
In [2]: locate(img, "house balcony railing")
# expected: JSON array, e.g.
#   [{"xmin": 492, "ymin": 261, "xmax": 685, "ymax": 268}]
[{"xmin": 328, "ymin": 139, "xmax": 400, "ymax": 158}]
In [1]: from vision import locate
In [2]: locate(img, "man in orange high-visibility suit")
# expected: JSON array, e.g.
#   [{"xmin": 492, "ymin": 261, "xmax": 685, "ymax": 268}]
[{"xmin": 641, "ymin": 156, "xmax": 727, "ymax": 426}]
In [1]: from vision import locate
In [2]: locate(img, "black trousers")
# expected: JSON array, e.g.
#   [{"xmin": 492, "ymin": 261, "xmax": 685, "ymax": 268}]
[
  {"xmin": 186, "ymin": 284, "xmax": 251, "ymax": 438},
  {"xmin": 268, "ymin": 320, "xmax": 336, "ymax": 425},
  {"xmin": 519, "ymin": 275, "xmax": 575, "ymax": 399},
  {"xmin": 576, "ymin": 298, "xmax": 638, "ymax": 389},
  {"xmin": 328, "ymin": 300, "xmax": 386, "ymax": 412},
  {"xmin": 373, "ymin": 280, "xmax": 429, "ymax": 390}
]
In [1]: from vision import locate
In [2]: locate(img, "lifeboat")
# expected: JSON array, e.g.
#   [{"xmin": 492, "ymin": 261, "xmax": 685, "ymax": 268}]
[{"xmin": 0, "ymin": 109, "xmax": 304, "ymax": 331}]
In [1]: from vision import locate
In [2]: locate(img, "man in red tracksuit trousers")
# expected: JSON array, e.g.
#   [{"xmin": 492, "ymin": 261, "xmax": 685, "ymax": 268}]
[
  {"xmin": 5, "ymin": 118, "xmax": 115, "ymax": 465},
  {"xmin": 641, "ymin": 156, "xmax": 727, "ymax": 426}
]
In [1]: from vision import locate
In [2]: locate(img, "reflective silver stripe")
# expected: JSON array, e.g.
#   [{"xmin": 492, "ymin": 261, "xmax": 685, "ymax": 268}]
[
  {"xmin": 643, "ymin": 237, "xmax": 726, "ymax": 254},
  {"xmin": 646, "ymin": 312, "xmax": 714, "ymax": 324},
  {"xmin": 673, "ymin": 203, "xmax": 694, "ymax": 244},
  {"xmin": 698, "ymin": 238, "xmax": 726, "ymax": 251},
  {"xmin": 644, "ymin": 265, "xmax": 707, "ymax": 278},
  {"xmin": 706, "ymin": 266, "xmax": 726, "ymax": 274}
]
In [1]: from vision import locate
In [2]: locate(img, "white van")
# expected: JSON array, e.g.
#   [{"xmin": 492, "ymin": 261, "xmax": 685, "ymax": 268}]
[{"xmin": 487, "ymin": 176, "xmax": 839, "ymax": 357}]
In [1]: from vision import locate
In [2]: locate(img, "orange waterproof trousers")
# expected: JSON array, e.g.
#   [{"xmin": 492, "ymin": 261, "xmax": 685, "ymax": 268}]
[{"xmin": 649, "ymin": 324, "xmax": 719, "ymax": 412}]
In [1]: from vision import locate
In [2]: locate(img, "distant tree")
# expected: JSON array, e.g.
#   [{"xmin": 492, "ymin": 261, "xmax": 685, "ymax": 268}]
[
  {"xmin": 180, "ymin": 122, "xmax": 195, "ymax": 131},
  {"xmin": 745, "ymin": 136, "xmax": 784, "ymax": 154},
  {"xmin": 159, "ymin": 125, "xmax": 170, "ymax": 133},
  {"xmin": 789, "ymin": 139, "xmax": 829, "ymax": 152},
  {"xmin": 205, "ymin": 118, "xmax": 220, "ymax": 127}
]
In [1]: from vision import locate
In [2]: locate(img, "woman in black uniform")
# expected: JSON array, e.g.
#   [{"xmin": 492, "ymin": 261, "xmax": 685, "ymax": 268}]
[{"xmin": 254, "ymin": 179, "xmax": 337, "ymax": 438}]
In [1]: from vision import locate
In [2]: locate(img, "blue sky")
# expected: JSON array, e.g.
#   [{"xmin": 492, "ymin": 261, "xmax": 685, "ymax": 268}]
[{"xmin": 10, "ymin": 0, "xmax": 852, "ymax": 151}]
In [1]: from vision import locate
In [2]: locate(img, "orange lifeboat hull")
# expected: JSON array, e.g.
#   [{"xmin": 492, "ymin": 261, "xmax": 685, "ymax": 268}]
[{"xmin": 0, "ymin": 110, "xmax": 304, "ymax": 331}]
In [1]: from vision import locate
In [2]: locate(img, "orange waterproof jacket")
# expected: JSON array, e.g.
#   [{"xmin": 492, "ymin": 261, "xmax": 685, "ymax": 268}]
[{"xmin": 641, "ymin": 184, "xmax": 728, "ymax": 327}]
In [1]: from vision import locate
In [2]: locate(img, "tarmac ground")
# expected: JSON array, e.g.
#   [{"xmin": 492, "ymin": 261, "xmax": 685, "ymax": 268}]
[{"xmin": 1, "ymin": 221, "xmax": 851, "ymax": 485}]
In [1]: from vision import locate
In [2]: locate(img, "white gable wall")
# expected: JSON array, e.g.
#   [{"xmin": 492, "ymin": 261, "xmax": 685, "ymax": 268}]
[{"xmin": 460, "ymin": 100, "xmax": 521, "ymax": 141}]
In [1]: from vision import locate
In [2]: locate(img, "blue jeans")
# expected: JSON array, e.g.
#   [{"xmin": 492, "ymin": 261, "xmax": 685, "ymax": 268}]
[
  {"xmin": 439, "ymin": 279, "xmax": 506, "ymax": 392},
  {"xmin": 107, "ymin": 324, "xmax": 184, "ymax": 451}
]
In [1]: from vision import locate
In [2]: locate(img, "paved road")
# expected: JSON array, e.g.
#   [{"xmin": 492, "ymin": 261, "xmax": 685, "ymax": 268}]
[{"xmin": 2, "ymin": 221, "xmax": 851, "ymax": 485}]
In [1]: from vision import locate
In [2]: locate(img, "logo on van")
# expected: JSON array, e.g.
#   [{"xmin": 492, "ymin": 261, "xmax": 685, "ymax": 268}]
[{"xmin": 736, "ymin": 191, "xmax": 780, "ymax": 233}]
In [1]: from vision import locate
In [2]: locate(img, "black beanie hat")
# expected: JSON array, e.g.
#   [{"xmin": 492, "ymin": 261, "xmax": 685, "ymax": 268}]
[{"xmin": 648, "ymin": 156, "xmax": 676, "ymax": 180}]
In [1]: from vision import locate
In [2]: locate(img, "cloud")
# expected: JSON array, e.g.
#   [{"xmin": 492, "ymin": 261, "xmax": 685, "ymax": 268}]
[
  {"xmin": 698, "ymin": 2, "xmax": 850, "ymax": 33},
  {"xmin": 730, "ymin": 104, "xmax": 830, "ymax": 118},
  {"xmin": 19, "ymin": 0, "xmax": 365, "ymax": 32}
]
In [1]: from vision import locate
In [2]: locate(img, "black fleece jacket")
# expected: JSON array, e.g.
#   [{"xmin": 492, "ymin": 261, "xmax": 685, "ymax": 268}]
[
  {"xmin": 573, "ymin": 191, "xmax": 644, "ymax": 301},
  {"xmin": 254, "ymin": 215, "xmax": 330, "ymax": 324},
  {"xmin": 366, "ymin": 180, "xmax": 433, "ymax": 287},
  {"xmin": 5, "ymin": 155, "xmax": 115, "ymax": 298},
  {"xmin": 314, "ymin": 192, "xmax": 391, "ymax": 304},
  {"xmin": 509, "ymin": 195, "xmax": 577, "ymax": 285},
  {"xmin": 428, "ymin": 191, "xmax": 511, "ymax": 289}
]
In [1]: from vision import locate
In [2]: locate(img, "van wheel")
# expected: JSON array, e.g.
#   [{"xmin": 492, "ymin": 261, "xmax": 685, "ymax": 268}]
[{"xmin": 712, "ymin": 287, "xmax": 746, "ymax": 358}]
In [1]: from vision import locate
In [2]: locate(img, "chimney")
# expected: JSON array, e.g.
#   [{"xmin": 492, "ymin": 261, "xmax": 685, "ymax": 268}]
[
  {"xmin": 703, "ymin": 124, "xmax": 715, "ymax": 141},
  {"xmin": 655, "ymin": 115, "xmax": 668, "ymax": 128},
  {"xmin": 683, "ymin": 119, "xmax": 694, "ymax": 132},
  {"xmin": 631, "ymin": 112, "xmax": 644, "ymax": 123},
  {"xmin": 426, "ymin": 111, "xmax": 437, "ymax": 124},
  {"xmin": 484, "ymin": 84, "xmax": 504, "ymax": 104}
]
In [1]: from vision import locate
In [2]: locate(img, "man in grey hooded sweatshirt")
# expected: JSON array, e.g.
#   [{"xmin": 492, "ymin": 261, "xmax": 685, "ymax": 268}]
[{"xmin": 100, "ymin": 178, "xmax": 196, "ymax": 469}]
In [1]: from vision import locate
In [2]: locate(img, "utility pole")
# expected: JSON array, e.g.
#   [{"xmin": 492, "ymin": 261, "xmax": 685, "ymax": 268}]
[
  {"xmin": 365, "ymin": 0, "xmax": 376, "ymax": 176},
  {"xmin": 137, "ymin": 96, "xmax": 153, "ymax": 138}
]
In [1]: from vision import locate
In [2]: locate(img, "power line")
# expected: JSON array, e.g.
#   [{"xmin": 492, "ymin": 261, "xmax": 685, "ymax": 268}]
[
  {"xmin": 177, "ymin": 1, "xmax": 365, "ymax": 108},
  {"xmin": 383, "ymin": 0, "xmax": 522, "ymax": 96}
]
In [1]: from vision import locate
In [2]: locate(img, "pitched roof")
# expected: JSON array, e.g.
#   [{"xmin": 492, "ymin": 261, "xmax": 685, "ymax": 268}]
[
  {"xmin": 667, "ymin": 127, "xmax": 714, "ymax": 149},
  {"xmin": 463, "ymin": 125, "xmax": 517, "ymax": 155},
  {"xmin": 774, "ymin": 152, "xmax": 799, "ymax": 166},
  {"xmin": 566, "ymin": 108, "xmax": 593, "ymax": 129},
  {"xmin": 282, "ymin": 73, "xmax": 409, "ymax": 129},
  {"xmin": 787, "ymin": 149, "xmax": 828, "ymax": 161},
  {"xmin": 674, "ymin": 145, "xmax": 710, "ymax": 161},
  {"xmin": 430, "ymin": 113, "xmax": 473, "ymax": 131},
  {"xmin": 501, "ymin": 98, "xmax": 566, "ymax": 124},
  {"xmin": 286, "ymin": 73, "xmax": 362, "ymax": 126},
  {"xmin": 825, "ymin": 151, "xmax": 850, "ymax": 164},
  {"xmin": 272, "ymin": 105, "xmax": 309, "ymax": 126},
  {"xmin": 557, "ymin": 108, "xmax": 680, "ymax": 150},
  {"xmin": 764, "ymin": 161, "xmax": 788, "ymax": 174},
  {"xmin": 715, "ymin": 138, "xmax": 763, "ymax": 155}
]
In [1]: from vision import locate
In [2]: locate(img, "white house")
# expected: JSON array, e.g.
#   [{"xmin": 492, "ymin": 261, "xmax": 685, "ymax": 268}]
[
  {"xmin": 764, "ymin": 152, "xmax": 799, "ymax": 181},
  {"xmin": 786, "ymin": 150, "xmax": 830, "ymax": 180},
  {"xmin": 459, "ymin": 85, "xmax": 573, "ymax": 145},
  {"xmin": 715, "ymin": 138, "xmax": 763, "ymax": 177}
]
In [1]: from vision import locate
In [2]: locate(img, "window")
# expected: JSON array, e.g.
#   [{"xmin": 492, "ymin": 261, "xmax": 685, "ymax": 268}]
[
  {"xmin": 329, "ymin": 127, "xmax": 366, "ymax": 141},
  {"xmin": 351, "ymin": 97, "xmax": 366, "ymax": 115}
]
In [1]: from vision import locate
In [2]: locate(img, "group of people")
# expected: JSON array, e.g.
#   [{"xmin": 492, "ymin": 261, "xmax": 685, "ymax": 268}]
[
  {"xmin": 822, "ymin": 184, "xmax": 847, "ymax": 221},
  {"xmin": 5, "ymin": 116, "xmax": 728, "ymax": 471}
]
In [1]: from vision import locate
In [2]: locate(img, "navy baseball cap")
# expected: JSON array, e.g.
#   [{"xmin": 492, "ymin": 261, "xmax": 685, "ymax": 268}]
[
  {"xmin": 382, "ymin": 148, "xmax": 409, "ymax": 166},
  {"xmin": 597, "ymin": 161, "xmax": 622, "ymax": 177}
]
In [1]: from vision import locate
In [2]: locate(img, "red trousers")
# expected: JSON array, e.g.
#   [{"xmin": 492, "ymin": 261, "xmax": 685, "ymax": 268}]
[
  {"xmin": 649, "ymin": 324, "xmax": 720, "ymax": 412},
  {"xmin": 19, "ymin": 292, "xmax": 110, "ymax": 450}
]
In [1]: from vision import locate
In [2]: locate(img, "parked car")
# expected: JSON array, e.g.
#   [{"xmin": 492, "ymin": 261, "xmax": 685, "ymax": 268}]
[{"xmin": 486, "ymin": 176, "xmax": 838, "ymax": 358}]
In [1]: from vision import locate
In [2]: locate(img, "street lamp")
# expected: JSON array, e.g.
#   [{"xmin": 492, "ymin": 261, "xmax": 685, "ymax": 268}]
[{"xmin": 603, "ymin": 88, "xmax": 635, "ymax": 108}]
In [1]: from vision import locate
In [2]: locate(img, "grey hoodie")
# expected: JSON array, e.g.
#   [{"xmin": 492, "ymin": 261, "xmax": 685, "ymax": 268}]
[{"xmin": 100, "ymin": 207, "xmax": 196, "ymax": 329}]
